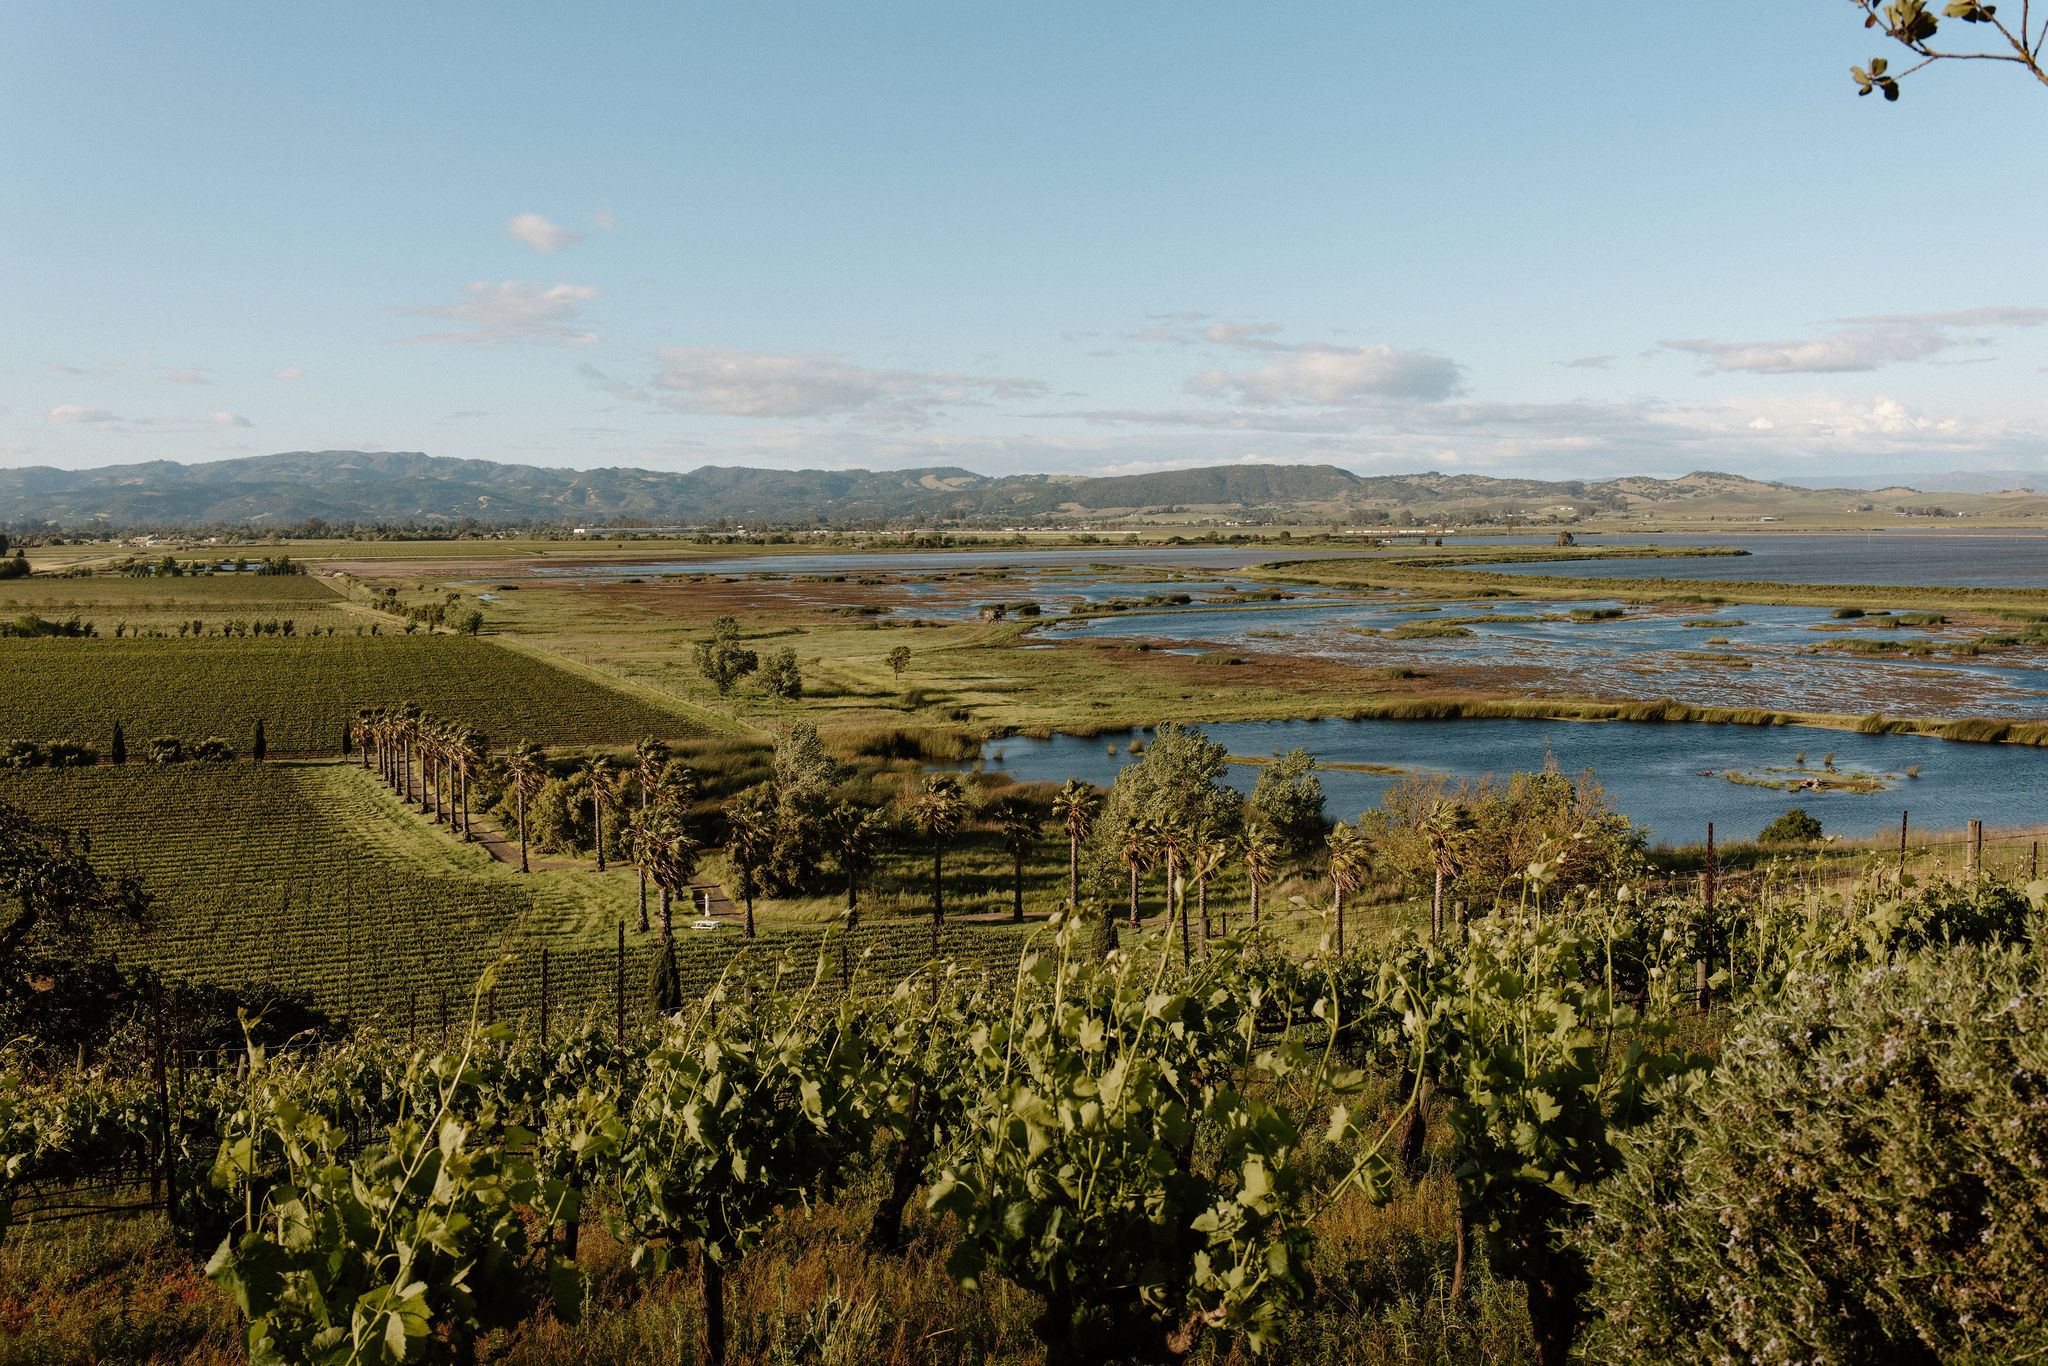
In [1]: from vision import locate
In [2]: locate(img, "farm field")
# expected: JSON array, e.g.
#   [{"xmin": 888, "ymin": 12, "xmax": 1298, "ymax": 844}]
[
  {"xmin": 0, "ymin": 762, "xmax": 1043, "ymax": 1025},
  {"xmin": 0, "ymin": 633, "xmax": 708, "ymax": 754},
  {"xmin": 0, "ymin": 571, "xmax": 348, "ymax": 631}
]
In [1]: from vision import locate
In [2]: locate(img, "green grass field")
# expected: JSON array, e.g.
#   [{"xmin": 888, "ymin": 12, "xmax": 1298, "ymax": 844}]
[
  {"xmin": 0, "ymin": 634, "xmax": 703, "ymax": 753},
  {"xmin": 0, "ymin": 762, "xmax": 1045, "ymax": 1027}
]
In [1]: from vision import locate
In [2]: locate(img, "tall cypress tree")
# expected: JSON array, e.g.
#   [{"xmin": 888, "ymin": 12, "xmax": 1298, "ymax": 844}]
[
  {"xmin": 253, "ymin": 718, "xmax": 267, "ymax": 763},
  {"xmin": 110, "ymin": 721, "xmax": 126, "ymax": 765},
  {"xmin": 340, "ymin": 719, "xmax": 352, "ymax": 758}
]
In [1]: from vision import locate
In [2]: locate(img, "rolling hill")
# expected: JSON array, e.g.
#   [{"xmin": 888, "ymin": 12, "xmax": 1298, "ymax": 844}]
[{"xmin": 1, "ymin": 451, "xmax": 2038, "ymax": 529}]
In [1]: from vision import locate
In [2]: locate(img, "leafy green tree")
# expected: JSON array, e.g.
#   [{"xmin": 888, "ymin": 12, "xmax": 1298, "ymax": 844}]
[
  {"xmin": 885, "ymin": 644, "xmax": 912, "ymax": 679},
  {"xmin": 1848, "ymin": 0, "xmax": 2047, "ymax": 100},
  {"xmin": 692, "ymin": 617, "xmax": 758, "ymax": 696},
  {"xmin": 0, "ymin": 802, "xmax": 150, "ymax": 970},
  {"xmin": 252, "ymin": 718, "xmax": 266, "ymax": 764},
  {"xmin": 1759, "ymin": 807, "xmax": 1824, "ymax": 843},
  {"xmin": 1247, "ymin": 747, "xmax": 1325, "ymax": 863},
  {"xmin": 109, "ymin": 721, "xmax": 125, "ymax": 766},
  {"xmin": 758, "ymin": 646, "xmax": 802, "ymax": 700}
]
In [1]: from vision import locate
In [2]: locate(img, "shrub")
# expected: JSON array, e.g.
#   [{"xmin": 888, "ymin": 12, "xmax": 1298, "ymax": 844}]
[
  {"xmin": 1941, "ymin": 717, "xmax": 2012, "ymax": 743},
  {"xmin": 1830, "ymin": 606, "xmax": 1865, "ymax": 618},
  {"xmin": 1577, "ymin": 940, "xmax": 2048, "ymax": 1364},
  {"xmin": 1758, "ymin": 807, "xmax": 1823, "ymax": 843}
]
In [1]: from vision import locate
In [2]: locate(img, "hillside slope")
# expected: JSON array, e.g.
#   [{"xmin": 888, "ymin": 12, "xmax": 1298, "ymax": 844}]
[{"xmin": 0, "ymin": 452, "xmax": 2029, "ymax": 527}]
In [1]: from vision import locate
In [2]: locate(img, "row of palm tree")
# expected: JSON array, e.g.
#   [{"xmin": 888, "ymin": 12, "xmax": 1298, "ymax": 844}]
[
  {"xmin": 353, "ymin": 706, "xmax": 489, "ymax": 841},
  {"xmin": 347, "ymin": 712, "xmax": 1472, "ymax": 956}
]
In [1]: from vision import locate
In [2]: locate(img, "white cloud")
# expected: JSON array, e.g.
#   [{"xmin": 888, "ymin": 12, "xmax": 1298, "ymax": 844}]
[
  {"xmin": 1664, "ymin": 305, "xmax": 2048, "ymax": 375},
  {"xmin": 397, "ymin": 280, "xmax": 600, "ymax": 346},
  {"xmin": 1563, "ymin": 355, "xmax": 1614, "ymax": 369},
  {"xmin": 643, "ymin": 348, "xmax": 1047, "ymax": 422},
  {"xmin": 160, "ymin": 365, "xmax": 212, "ymax": 385},
  {"xmin": 1128, "ymin": 315, "xmax": 1462, "ymax": 405},
  {"xmin": 505, "ymin": 212, "xmax": 582, "ymax": 253},
  {"xmin": 272, "ymin": 367, "xmax": 305, "ymax": 380},
  {"xmin": 590, "ymin": 203, "xmax": 616, "ymax": 231},
  {"xmin": 49, "ymin": 405, "xmax": 119, "ymax": 427},
  {"xmin": 1663, "ymin": 324, "xmax": 1953, "ymax": 375},
  {"xmin": 1187, "ymin": 344, "xmax": 1463, "ymax": 404},
  {"xmin": 48, "ymin": 404, "xmax": 250, "ymax": 433},
  {"xmin": 1841, "ymin": 306, "xmax": 2048, "ymax": 328}
]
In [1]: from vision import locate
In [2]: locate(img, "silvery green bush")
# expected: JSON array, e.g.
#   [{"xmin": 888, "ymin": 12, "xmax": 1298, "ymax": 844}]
[{"xmin": 1576, "ymin": 937, "xmax": 2048, "ymax": 1364}]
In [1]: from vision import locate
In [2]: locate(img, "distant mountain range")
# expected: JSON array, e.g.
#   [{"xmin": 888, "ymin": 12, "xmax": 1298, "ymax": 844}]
[
  {"xmin": 0, "ymin": 451, "xmax": 2023, "ymax": 529},
  {"xmin": 1780, "ymin": 471, "xmax": 2040, "ymax": 494}
]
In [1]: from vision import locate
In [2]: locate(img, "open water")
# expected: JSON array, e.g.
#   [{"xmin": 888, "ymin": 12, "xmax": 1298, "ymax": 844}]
[{"xmin": 974, "ymin": 717, "xmax": 2048, "ymax": 842}]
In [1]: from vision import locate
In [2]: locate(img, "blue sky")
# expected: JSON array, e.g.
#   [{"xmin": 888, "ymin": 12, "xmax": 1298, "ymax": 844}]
[{"xmin": 4, "ymin": 1, "xmax": 2045, "ymax": 481}]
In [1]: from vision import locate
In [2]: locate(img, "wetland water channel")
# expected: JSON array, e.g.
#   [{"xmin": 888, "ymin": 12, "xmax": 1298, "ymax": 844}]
[{"xmin": 972, "ymin": 717, "xmax": 2048, "ymax": 843}]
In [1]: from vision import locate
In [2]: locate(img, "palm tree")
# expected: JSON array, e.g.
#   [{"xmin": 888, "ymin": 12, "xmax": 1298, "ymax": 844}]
[
  {"xmin": 908, "ymin": 774, "xmax": 968, "ymax": 956},
  {"xmin": 1419, "ymin": 799, "xmax": 1472, "ymax": 942},
  {"xmin": 1155, "ymin": 819, "xmax": 1191, "ymax": 960},
  {"xmin": 1326, "ymin": 822, "xmax": 1371, "ymax": 954},
  {"xmin": 633, "ymin": 738, "xmax": 672, "ymax": 930},
  {"xmin": 1240, "ymin": 826, "xmax": 1280, "ymax": 927},
  {"xmin": 724, "ymin": 788, "xmax": 777, "ymax": 939},
  {"xmin": 580, "ymin": 755, "xmax": 618, "ymax": 872},
  {"xmin": 1188, "ymin": 832, "xmax": 1228, "ymax": 942},
  {"xmin": 1048, "ymin": 778, "xmax": 1100, "ymax": 908},
  {"xmin": 355, "ymin": 707, "xmax": 375, "ymax": 771},
  {"xmin": 987, "ymin": 796, "xmax": 1041, "ymax": 923},
  {"xmin": 642, "ymin": 812, "xmax": 701, "ymax": 939},
  {"xmin": 823, "ymin": 800, "xmax": 886, "ymax": 916},
  {"xmin": 453, "ymin": 727, "xmax": 487, "ymax": 840},
  {"xmin": 398, "ymin": 704, "xmax": 424, "ymax": 808},
  {"xmin": 504, "ymin": 741, "xmax": 546, "ymax": 874},
  {"xmin": 1119, "ymin": 818, "xmax": 1159, "ymax": 929}
]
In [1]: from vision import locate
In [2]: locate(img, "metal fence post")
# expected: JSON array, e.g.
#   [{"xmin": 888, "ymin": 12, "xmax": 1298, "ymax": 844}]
[
  {"xmin": 616, "ymin": 920, "xmax": 626, "ymax": 1043},
  {"xmin": 1697, "ymin": 823, "xmax": 1715, "ymax": 1014}
]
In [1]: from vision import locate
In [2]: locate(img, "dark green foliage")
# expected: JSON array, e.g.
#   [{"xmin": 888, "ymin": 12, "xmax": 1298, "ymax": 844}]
[
  {"xmin": 647, "ymin": 936, "xmax": 682, "ymax": 1012},
  {"xmin": 109, "ymin": 720, "xmax": 125, "ymax": 765},
  {"xmin": 1578, "ymin": 940, "xmax": 2048, "ymax": 1364},
  {"xmin": 0, "ymin": 552, "xmax": 29, "ymax": 580},
  {"xmin": 1247, "ymin": 748, "xmax": 1327, "ymax": 863},
  {"xmin": 1830, "ymin": 606, "xmax": 1865, "ymax": 619},
  {"xmin": 759, "ymin": 645, "xmax": 802, "ymax": 700},
  {"xmin": 251, "ymin": 718, "xmax": 266, "ymax": 763},
  {"xmin": 1758, "ymin": 807, "xmax": 1823, "ymax": 843},
  {"xmin": 694, "ymin": 615, "xmax": 760, "ymax": 695},
  {"xmin": 0, "ymin": 739, "xmax": 99, "ymax": 768}
]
